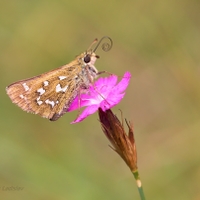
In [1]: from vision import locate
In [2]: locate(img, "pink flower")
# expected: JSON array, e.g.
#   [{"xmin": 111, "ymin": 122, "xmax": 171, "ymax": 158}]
[{"xmin": 68, "ymin": 72, "xmax": 131, "ymax": 123}]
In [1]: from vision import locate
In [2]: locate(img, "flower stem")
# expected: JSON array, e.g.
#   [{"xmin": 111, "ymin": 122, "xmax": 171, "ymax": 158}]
[{"xmin": 132, "ymin": 170, "xmax": 146, "ymax": 200}]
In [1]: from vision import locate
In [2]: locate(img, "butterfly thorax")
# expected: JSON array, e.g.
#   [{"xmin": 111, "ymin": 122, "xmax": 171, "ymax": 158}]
[{"xmin": 76, "ymin": 51, "xmax": 99, "ymax": 86}]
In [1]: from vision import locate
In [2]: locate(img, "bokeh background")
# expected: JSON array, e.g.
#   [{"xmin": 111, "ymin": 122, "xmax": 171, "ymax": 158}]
[{"xmin": 1, "ymin": 0, "xmax": 200, "ymax": 199}]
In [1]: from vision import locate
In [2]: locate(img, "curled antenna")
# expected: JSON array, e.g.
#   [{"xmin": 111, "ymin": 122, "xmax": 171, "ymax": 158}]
[{"xmin": 93, "ymin": 36, "xmax": 113, "ymax": 52}]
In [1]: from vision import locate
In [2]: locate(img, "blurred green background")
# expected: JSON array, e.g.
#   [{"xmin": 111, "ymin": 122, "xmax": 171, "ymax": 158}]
[{"xmin": 1, "ymin": 0, "xmax": 200, "ymax": 199}]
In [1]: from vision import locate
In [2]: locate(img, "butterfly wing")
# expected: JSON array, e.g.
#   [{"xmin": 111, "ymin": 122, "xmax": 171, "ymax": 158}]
[{"xmin": 6, "ymin": 62, "xmax": 82, "ymax": 121}]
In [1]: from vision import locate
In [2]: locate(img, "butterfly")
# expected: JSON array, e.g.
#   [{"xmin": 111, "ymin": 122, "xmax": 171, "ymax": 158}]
[{"xmin": 6, "ymin": 36, "xmax": 112, "ymax": 121}]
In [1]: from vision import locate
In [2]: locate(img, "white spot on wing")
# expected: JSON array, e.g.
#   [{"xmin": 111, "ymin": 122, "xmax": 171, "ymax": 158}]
[
  {"xmin": 22, "ymin": 83, "xmax": 29, "ymax": 91},
  {"xmin": 56, "ymin": 84, "xmax": 61, "ymax": 92},
  {"xmin": 36, "ymin": 96, "xmax": 43, "ymax": 105},
  {"xmin": 43, "ymin": 81, "xmax": 49, "ymax": 86},
  {"xmin": 59, "ymin": 76, "xmax": 67, "ymax": 80},
  {"xmin": 37, "ymin": 87, "xmax": 45, "ymax": 95},
  {"xmin": 19, "ymin": 94, "xmax": 27, "ymax": 100},
  {"xmin": 45, "ymin": 99, "xmax": 55, "ymax": 108},
  {"xmin": 37, "ymin": 100, "xmax": 43, "ymax": 105},
  {"xmin": 56, "ymin": 84, "xmax": 68, "ymax": 93},
  {"xmin": 19, "ymin": 94, "xmax": 24, "ymax": 99}
]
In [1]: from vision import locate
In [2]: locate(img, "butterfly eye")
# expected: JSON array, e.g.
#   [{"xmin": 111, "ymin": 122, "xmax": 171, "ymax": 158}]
[{"xmin": 84, "ymin": 54, "xmax": 91, "ymax": 63}]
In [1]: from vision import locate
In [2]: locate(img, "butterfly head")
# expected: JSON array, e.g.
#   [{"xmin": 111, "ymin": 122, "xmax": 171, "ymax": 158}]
[
  {"xmin": 82, "ymin": 51, "xmax": 99, "ymax": 65},
  {"xmin": 79, "ymin": 36, "xmax": 113, "ymax": 75}
]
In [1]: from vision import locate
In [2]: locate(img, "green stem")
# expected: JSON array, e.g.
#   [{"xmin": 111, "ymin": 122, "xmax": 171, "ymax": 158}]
[{"xmin": 132, "ymin": 170, "xmax": 146, "ymax": 200}]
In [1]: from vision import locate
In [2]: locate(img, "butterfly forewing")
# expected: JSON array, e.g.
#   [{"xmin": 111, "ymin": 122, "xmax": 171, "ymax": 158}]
[{"xmin": 6, "ymin": 60, "xmax": 84, "ymax": 120}]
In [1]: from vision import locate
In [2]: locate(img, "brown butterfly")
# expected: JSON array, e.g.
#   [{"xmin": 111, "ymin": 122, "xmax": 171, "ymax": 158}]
[{"xmin": 6, "ymin": 36, "xmax": 112, "ymax": 121}]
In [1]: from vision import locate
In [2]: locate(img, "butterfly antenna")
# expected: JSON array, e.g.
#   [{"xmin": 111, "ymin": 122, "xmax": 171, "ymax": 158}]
[
  {"xmin": 93, "ymin": 36, "xmax": 113, "ymax": 53},
  {"xmin": 87, "ymin": 38, "xmax": 98, "ymax": 51}
]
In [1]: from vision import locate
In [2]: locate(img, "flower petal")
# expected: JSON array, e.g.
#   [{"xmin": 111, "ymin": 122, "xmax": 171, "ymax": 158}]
[
  {"xmin": 71, "ymin": 104, "xmax": 99, "ymax": 124},
  {"xmin": 68, "ymin": 71, "xmax": 131, "ymax": 123},
  {"xmin": 100, "ymin": 93, "xmax": 125, "ymax": 111},
  {"xmin": 68, "ymin": 94, "xmax": 93, "ymax": 112},
  {"xmin": 94, "ymin": 74, "xmax": 118, "ymax": 89},
  {"xmin": 112, "ymin": 72, "xmax": 131, "ymax": 93}
]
